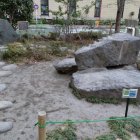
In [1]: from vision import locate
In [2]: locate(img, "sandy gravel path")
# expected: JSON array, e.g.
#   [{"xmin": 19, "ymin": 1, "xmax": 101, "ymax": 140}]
[{"xmin": 0, "ymin": 62, "xmax": 140, "ymax": 140}]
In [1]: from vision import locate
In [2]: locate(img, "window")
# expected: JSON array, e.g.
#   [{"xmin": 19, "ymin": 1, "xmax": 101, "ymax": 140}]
[
  {"xmin": 94, "ymin": 0, "xmax": 102, "ymax": 17},
  {"xmin": 41, "ymin": 0, "xmax": 49, "ymax": 16}
]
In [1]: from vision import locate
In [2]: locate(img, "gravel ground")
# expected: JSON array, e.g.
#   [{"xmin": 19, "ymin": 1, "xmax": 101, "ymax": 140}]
[{"xmin": 0, "ymin": 61, "xmax": 140, "ymax": 140}]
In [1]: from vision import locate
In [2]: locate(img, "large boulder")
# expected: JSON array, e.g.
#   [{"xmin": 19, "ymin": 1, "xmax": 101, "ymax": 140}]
[
  {"xmin": 75, "ymin": 33, "xmax": 140, "ymax": 70},
  {"xmin": 0, "ymin": 19, "xmax": 19, "ymax": 45},
  {"xmin": 53, "ymin": 58, "xmax": 78, "ymax": 74},
  {"xmin": 70, "ymin": 68, "xmax": 140, "ymax": 99}
]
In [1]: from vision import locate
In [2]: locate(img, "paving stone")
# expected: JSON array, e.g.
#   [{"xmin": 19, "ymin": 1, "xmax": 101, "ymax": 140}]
[
  {"xmin": 0, "ymin": 84, "xmax": 7, "ymax": 92},
  {"xmin": 0, "ymin": 101, "xmax": 13, "ymax": 110},
  {"xmin": 2, "ymin": 64, "xmax": 18, "ymax": 71},
  {"xmin": 0, "ymin": 71, "xmax": 12, "ymax": 77},
  {"xmin": 0, "ymin": 62, "xmax": 6, "ymax": 67},
  {"xmin": 0, "ymin": 122, "xmax": 13, "ymax": 133}
]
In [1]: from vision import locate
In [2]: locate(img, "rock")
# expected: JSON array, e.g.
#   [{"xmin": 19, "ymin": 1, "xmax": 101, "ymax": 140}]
[
  {"xmin": 0, "ymin": 122, "xmax": 13, "ymax": 133},
  {"xmin": 137, "ymin": 64, "xmax": 140, "ymax": 70},
  {"xmin": 0, "ymin": 101, "xmax": 13, "ymax": 110},
  {"xmin": 54, "ymin": 58, "xmax": 78, "ymax": 74},
  {"xmin": 70, "ymin": 68, "xmax": 140, "ymax": 99},
  {"xmin": 136, "ymin": 51, "xmax": 140, "ymax": 70},
  {"xmin": 0, "ymin": 62, "xmax": 6, "ymax": 67},
  {"xmin": 0, "ymin": 84, "xmax": 7, "ymax": 92},
  {"xmin": 75, "ymin": 33, "xmax": 140, "ymax": 70},
  {"xmin": 0, "ymin": 19, "xmax": 19, "ymax": 45},
  {"xmin": 2, "ymin": 64, "xmax": 18, "ymax": 71},
  {"xmin": 0, "ymin": 71, "xmax": 12, "ymax": 77}
]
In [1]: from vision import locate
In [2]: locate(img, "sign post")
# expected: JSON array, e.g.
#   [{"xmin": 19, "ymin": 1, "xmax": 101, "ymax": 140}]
[
  {"xmin": 34, "ymin": 4, "xmax": 39, "ymax": 25},
  {"xmin": 122, "ymin": 89, "xmax": 138, "ymax": 117}
]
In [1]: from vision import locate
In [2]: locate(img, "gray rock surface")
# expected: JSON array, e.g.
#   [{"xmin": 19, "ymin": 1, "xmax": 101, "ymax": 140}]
[
  {"xmin": 0, "ymin": 84, "xmax": 7, "ymax": 92},
  {"xmin": 0, "ymin": 71, "xmax": 12, "ymax": 77},
  {"xmin": 0, "ymin": 101, "xmax": 13, "ymax": 110},
  {"xmin": 54, "ymin": 58, "xmax": 78, "ymax": 74},
  {"xmin": 136, "ymin": 51, "xmax": 140, "ymax": 70},
  {"xmin": 70, "ymin": 68, "xmax": 140, "ymax": 99},
  {"xmin": 2, "ymin": 64, "xmax": 18, "ymax": 71},
  {"xmin": 75, "ymin": 33, "xmax": 140, "ymax": 70},
  {"xmin": 0, "ymin": 62, "xmax": 6, "ymax": 67},
  {"xmin": 0, "ymin": 122, "xmax": 13, "ymax": 133},
  {"xmin": 0, "ymin": 19, "xmax": 19, "ymax": 45}
]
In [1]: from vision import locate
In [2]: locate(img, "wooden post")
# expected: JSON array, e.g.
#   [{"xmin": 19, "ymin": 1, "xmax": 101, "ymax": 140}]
[{"xmin": 38, "ymin": 111, "xmax": 46, "ymax": 140}]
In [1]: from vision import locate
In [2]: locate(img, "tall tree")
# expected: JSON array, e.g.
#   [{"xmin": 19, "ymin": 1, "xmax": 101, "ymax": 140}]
[
  {"xmin": 115, "ymin": 0, "xmax": 126, "ymax": 33},
  {"xmin": 0, "ymin": 0, "xmax": 33, "ymax": 28}
]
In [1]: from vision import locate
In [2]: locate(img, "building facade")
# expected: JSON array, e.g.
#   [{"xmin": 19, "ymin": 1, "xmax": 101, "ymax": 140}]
[{"xmin": 33, "ymin": 0, "xmax": 140, "ymax": 20}]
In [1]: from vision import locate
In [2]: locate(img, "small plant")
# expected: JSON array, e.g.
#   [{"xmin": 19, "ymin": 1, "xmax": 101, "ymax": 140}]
[
  {"xmin": 95, "ymin": 117, "xmax": 140, "ymax": 140},
  {"xmin": 95, "ymin": 134, "xmax": 117, "ymax": 140},
  {"xmin": 46, "ymin": 124, "xmax": 77, "ymax": 140},
  {"xmin": 48, "ymin": 32, "xmax": 60, "ymax": 40},
  {"xmin": 41, "ymin": 18, "xmax": 48, "ymax": 24}
]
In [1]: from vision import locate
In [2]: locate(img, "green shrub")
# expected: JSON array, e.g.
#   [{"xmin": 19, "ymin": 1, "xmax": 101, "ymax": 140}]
[
  {"xmin": 48, "ymin": 32, "xmax": 60, "ymax": 40},
  {"xmin": 41, "ymin": 18, "xmax": 48, "ymax": 24},
  {"xmin": 78, "ymin": 32, "xmax": 103, "ymax": 40},
  {"xmin": 2, "ymin": 43, "xmax": 26, "ymax": 62}
]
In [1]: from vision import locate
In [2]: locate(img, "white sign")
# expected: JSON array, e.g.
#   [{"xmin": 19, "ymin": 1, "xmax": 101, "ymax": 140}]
[{"xmin": 122, "ymin": 89, "xmax": 138, "ymax": 98}]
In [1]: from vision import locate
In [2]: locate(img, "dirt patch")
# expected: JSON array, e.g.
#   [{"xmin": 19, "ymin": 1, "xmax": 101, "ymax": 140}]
[{"xmin": 0, "ymin": 61, "xmax": 140, "ymax": 140}]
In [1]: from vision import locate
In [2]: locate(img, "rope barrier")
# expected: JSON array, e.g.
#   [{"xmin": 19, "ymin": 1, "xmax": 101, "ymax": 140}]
[{"xmin": 35, "ymin": 115, "xmax": 140, "ymax": 128}]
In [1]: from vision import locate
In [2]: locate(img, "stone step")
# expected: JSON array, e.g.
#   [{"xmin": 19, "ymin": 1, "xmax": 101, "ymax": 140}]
[
  {"xmin": 0, "ymin": 71, "xmax": 12, "ymax": 77},
  {"xmin": 2, "ymin": 64, "xmax": 18, "ymax": 71},
  {"xmin": 0, "ymin": 62, "xmax": 6, "ymax": 68},
  {"xmin": 0, "ymin": 84, "xmax": 7, "ymax": 92},
  {"xmin": 0, "ymin": 101, "xmax": 13, "ymax": 110},
  {"xmin": 0, "ymin": 122, "xmax": 13, "ymax": 133},
  {"xmin": 53, "ymin": 58, "xmax": 77, "ymax": 74},
  {"xmin": 70, "ymin": 68, "xmax": 140, "ymax": 99}
]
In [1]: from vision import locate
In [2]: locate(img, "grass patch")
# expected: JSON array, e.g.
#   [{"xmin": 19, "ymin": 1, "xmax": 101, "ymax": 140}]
[
  {"xmin": 96, "ymin": 117, "xmax": 140, "ymax": 140},
  {"xmin": 86, "ymin": 97, "xmax": 120, "ymax": 104},
  {"xmin": 71, "ymin": 88, "xmax": 140, "ymax": 105},
  {"xmin": 46, "ymin": 124, "xmax": 77, "ymax": 140},
  {"xmin": 1, "ymin": 38, "xmax": 94, "ymax": 63},
  {"xmin": 1, "ymin": 41, "xmax": 75, "ymax": 63},
  {"xmin": 44, "ymin": 117, "xmax": 140, "ymax": 140}
]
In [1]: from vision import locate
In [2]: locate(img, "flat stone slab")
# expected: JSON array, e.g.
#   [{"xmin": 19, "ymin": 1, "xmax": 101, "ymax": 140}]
[
  {"xmin": 0, "ymin": 101, "xmax": 13, "ymax": 110},
  {"xmin": 0, "ymin": 62, "xmax": 6, "ymax": 67},
  {"xmin": 2, "ymin": 64, "xmax": 18, "ymax": 71},
  {"xmin": 70, "ymin": 68, "xmax": 140, "ymax": 99},
  {"xmin": 0, "ymin": 122, "xmax": 13, "ymax": 133},
  {"xmin": 0, "ymin": 71, "xmax": 12, "ymax": 77},
  {"xmin": 0, "ymin": 84, "xmax": 7, "ymax": 92},
  {"xmin": 75, "ymin": 33, "xmax": 140, "ymax": 70},
  {"xmin": 54, "ymin": 58, "xmax": 78, "ymax": 74}
]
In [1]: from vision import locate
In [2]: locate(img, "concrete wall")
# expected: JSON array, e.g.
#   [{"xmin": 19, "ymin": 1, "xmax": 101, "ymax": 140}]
[{"xmin": 33, "ymin": 0, "xmax": 140, "ymax": 20}]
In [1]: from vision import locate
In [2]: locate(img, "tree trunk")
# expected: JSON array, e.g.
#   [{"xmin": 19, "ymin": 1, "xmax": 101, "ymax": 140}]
[
  {"xmin": 115, "ymin": 10, "xmax": 122, "ymax": 33},
  {"xmin": 115, "ymin": 0, "xmax": 126, "ymax": 33}
]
